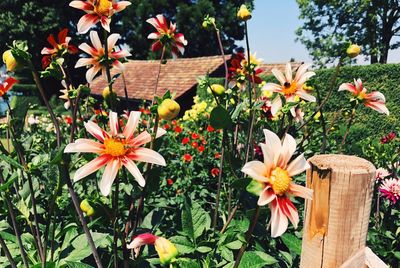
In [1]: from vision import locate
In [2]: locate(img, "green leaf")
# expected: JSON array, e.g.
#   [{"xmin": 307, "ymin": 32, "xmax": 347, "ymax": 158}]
[
  {"xmin": 0, "ymin": 172, "xmax": 18, "ymax": 191},
  {"xmin": 279, "ymin": 250, "xmax": 293, "ymax": 267},
  {"xmin": 281, "ymin": 233, "xmax": 302, "ymax": 255},
  {"xmin": 182, "ymin": 196, "xmax": 195, "ymax": 240},
  {"xmin": 169, "ymin": 236, "xmax": 196, "ymax": 254},
  {"xmin": 16, "ymin": 199, "xmax": 30, "ymax": 220},
  {"xmin": 224, "ymin": 240, "xmax": 242, "ymax": 250},
  {"xmin": 65, "ymin": 261, "xmax": 95, "ymax": 268},
  {"xmin": 246, "ymin": 179, "xmax": 264, "ymax": 196},
  {"xmin": 231, "ymin": 177, "xmax": 252, "ymax": 190},
  {"xmin": 231, "ymin": 102, "xmax": 246, "ymax": 120},
  {"xmin": 196, "ymin": 246, "xmax": 212, "ymax": 253},
  {"xmin": 31, "ymin": 262, "xmax": 56, "ymax": 268},
  {"xmin": 176, "ymin": 258, "xmax": 201, "ymax": 268},
  {"xmin": 0, "ymin": 154, "xmax": 24, "ymax": 170},
  {"xmin": 192, "ymin": 202, "xmax": 211, "ymax": 239},
  {"xmin": 210, "ymin": 105, "xmax": 232, "ymax": 129},
  {"xmin": 238, "ymin": 251, "xmax": 278, "ymax": 268}
]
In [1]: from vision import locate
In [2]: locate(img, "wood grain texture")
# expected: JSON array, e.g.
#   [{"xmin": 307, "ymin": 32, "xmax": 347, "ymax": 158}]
[{"xmin": 300, "ymin": 154, "xmax": 376, "ymax": 268}]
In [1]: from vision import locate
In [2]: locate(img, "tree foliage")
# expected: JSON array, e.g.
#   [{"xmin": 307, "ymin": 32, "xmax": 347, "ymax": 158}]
[{"xmin": 296, "ymin": 0, "xmax": 400, "ymax": 66}]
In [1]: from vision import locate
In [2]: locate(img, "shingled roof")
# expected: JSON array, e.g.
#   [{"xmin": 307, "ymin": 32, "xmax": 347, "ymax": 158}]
[
  {"xmin": 90, "ymin": 55, "xmax": 303, "ymax": 101},
  {"xmin": 90, "ymin": 55, "xmax": 230, "ymax": 101}
]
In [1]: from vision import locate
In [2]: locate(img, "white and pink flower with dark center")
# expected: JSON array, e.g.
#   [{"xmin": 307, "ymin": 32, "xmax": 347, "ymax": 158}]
[
  {"xmin": 338, "ymin": 78, "xmax": 389, "ymax": 115},
  {"xmin": 69, "ymin": 0, "xmax": 131, "ymax": 33},
  {"xmin": 64, "ymin": 111, "xmax": 166, "ymax": 196},
  {"xmin": 241, "ymin": 129, "xmax": 313, "ymax": 237},
  {"xmin": 147, "ymin": 14, "xmax": 187, "ymax": 58},
  {"xmin": 262, "ymin": 63, "xmax": 316, "ymax": 116},
  {"xmin": 75, "ymin": 31, "xmax": 131, "ymax": 83}
]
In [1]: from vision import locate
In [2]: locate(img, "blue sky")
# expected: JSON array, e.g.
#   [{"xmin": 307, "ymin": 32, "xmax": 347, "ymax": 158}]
[{"xmin": 239, "ymin": 0, "xmax": 400, "ymax": 64}]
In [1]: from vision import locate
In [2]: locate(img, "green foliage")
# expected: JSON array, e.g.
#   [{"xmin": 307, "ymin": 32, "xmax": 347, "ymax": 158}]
[
  {"xmin": 296, "ymin": 0, "xmax": 400, "ymax": 65},
  {"xmin": 309, "ymin": 63, "xmax": 400, "ymax": 154}
]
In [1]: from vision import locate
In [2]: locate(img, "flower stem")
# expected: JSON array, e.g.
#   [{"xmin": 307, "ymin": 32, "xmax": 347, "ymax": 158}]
[
  {"xmin": 151, "ymin": 47, "xmax": 166, "ymax": 106},
  {"xmin": 212, "ymin": 131, "xmax": 226, "ymax": 228},
  {"xmin": 0, "ymin": 234, "xmax": 17, "ymax": 268},
  {"xmin": 113, "ymin": 177, "xmax": 120, "ymax": 268},
  {"xmin": 297, "ymin": 57, "xmax": 344, "ymax": 131},
  {"xmin": 104, "ymin": 30, "xmax": 116, "ymax": 111},
  {"xmin": 213, "ymin": 24, "xmax": 228, "ymax": 89},
  {"xmin": 0, "ymin": 173, "xmax": 29, "ymax": 268},
  {"xmin": 339, "ymin": 107, "xmax": 357, "ymax": 153},
  {"xmin": 233, "ymin": 206, "xmax": 261, "ymax": 268}
]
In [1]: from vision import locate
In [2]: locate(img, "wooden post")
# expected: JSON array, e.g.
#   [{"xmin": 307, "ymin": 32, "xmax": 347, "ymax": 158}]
[{"xmin": 300, "ymin": 154, "xmax": 376, "ymax": 268}]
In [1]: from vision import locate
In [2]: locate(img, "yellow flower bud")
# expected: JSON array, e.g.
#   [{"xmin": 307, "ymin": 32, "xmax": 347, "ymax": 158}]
[
  {"xmin": 347, "ymin": 44, "xmax": 361, "ymax": 58},
  {"xmin": 3, "ymin": 50, "xmax": 18, "ymax": 72},
  {"xmin": 80, "ymin": 199, "xmax": 94, "ymax": 216},
  {"xmin": 313, "ymin": 111, "xmax": 321, "ymax": 120},
  {"xmin": 102, "ymin": 86, "xmax": 111, "ymax": 99},
  {"xmin": 158, "ymin": 99, "xmax": 181, "ymax": 120},
  {"xmin": 154, "ymin": 237, "xmax": 178, "ymax": 265},
  {"xmin": 210, "ymin": 84, "xmax": 225, "ymax": 95},
  {"xmin": 237, "ymin": 4, "xmax": 252, "ymax": 21},
  {"xmin": 262, "ymin": 90, "xmax": 273, "ymax": 98}
]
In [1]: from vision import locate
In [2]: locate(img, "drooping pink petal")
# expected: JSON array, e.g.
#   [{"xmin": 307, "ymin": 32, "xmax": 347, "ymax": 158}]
[
  {"xmin": 270, "ymin": 96, "xmax": 282, "ymax": 116},
  {"xmin": 109, "ymin": 111, "xmax": 119, "ymax": 136},
  {"xmin": 112, "ymin": 49, "xmax": 131, "ymax": 59},
  {"xmin": 174, "ymin": 33, "xmax": 187, "ymax": 45},
  {"xmin": 127, "ymin": 147, "xmax": 166, "ymax": 166},
  {"xmin": 147, "ymin": 32, "xmax": 160, "ymax": 39},
  {"xmin": 294, "ymin": 63, "xmax": 311, "ymax": 81},
  {"xmin": 286, "ymin": 153, "xmax": 310, "ymax": 177},
  {"xmin": 262, "ymin": 83, "xmax": 282, "ymax": 93},
  {"xmin": 107, "ymin": 33, "xmax": 120, "ymax": 52},
  {"xmin": 122, "ymin": 158, "xmax": 145, "ymax": 187},
  {"xmin": 73, "ymin": 154, "xmax": 111, "ymax": 182},
  {"xmin": 123, "ymin": 111, "xmax": 141, "ymax": 139},
  {"xmin": 279, "ymin": 197, "xmax": 299, "ymax": 228},
  {"xmin": 99, "ymin": 159, "xmax": 121, "ymax": 196},
  {"xmin": 127, "ymin": 233, "xmax": 158, "ymax": 249},
  {"xmin": 366, "ymin": 91, "xmax": 386, "ymax": 102},
  {"xmin": 296, "ymin": 90, "xmax": 316, "ymax": 102},
  {"xmin": 289, "ymin": 183, "xmax": 313, "ymax": 200},
  {"xmin": 84, "ymin": 120, "xmax": 108, "ymax": 142},
  {"xmin": 365, "ymin": 101, "xmax": 390, "ymax": 115},
  {"xmin": 77, "ymin": 14, "xmax": 99, "ymax": 34},
  {"xmin": 100, "ymin": 16, "xmax": 111, "ymax": 32},
  {"xmin": 86, "ymin": 65, "xmax": 102, "ymax": 83},
  {"xmin": 241, "ymin": 160, "xmax": 268, "ymax": 182},
  {"xmin": 259, "ymin": 143, "xmax": 274, "ymax": 175},
  {"xmin": 270, "ymin": 199, "xmax": 289, "ymax": 238},
  {"xmin": 41, "ymin": 47, "xmax": 55, "ymax": 55},
  {"xmin": 297, "ymin": 71, "xmax": 316, "ymax": 85},
  {"xmin": 78, "ymin": 43, "xmax": 97, "ymax": 57},
  {"xmin": 112, "ymin": 60, "xmax": 125, "ymax": 72},
  {"xmin": 151, "ymin": 40, "xmax": 163, "ymax": 52},
  {"xmin": 258, "ymin": 186, "xmax": 276, "ymax": 206},
  {"xmin": 75, "ymin": 57, "xmax": 95, "ymax": 68},
  {"xmin": 64, "ymin": 139, "xmax": 104, "ymax": 154}
]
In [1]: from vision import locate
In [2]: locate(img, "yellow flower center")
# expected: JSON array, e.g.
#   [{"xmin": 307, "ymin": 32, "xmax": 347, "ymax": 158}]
[
  {"xmin": 94, "ymin": 0, "xmax": 112, "ymax": 16},
  {"xmin": 282, "ymin": 81, "xmax": 298, "ymax": 95},
  {"xmin": 269, "ymin": 167, "xmax": 292, "ymax": 196},
  {"xmin": 357, "ymin": 91, "xmax": 367, "ymax": 100},
  {"xmin": 104, "ymin": 138, "xmax": 127, "ymax": 157}
]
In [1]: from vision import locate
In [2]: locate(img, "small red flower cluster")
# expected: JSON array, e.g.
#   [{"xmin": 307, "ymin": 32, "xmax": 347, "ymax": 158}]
[
  {"xmin": 211, "ymin": 167, "xmax": 220, "ymax": 177},
  {"xmin": 380, "ymin": 131, "xmax": 396, "ymax": 144}
]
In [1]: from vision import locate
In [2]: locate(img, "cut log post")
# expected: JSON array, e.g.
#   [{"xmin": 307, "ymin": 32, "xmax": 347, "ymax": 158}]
[{"xmin": 300, "ymin": 154, "xmax": 376, "ymax": 268}]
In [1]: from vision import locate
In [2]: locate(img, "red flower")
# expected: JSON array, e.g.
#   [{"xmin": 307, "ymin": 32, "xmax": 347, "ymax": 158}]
[
  {"xmin": 166, "ymin": 178, "xmax": 173, "ymax": 185},
  {"xmin": 198, "ymin": 145, "xmax": 205, "ymax": 152},
  {"xmin": 171, "ymin": 120, "xmax": 177, "ymax": 125},
  {"xmin": 0, "ymin": 77, "xmax": 18, "ymax": 97},
  {"xmin": 163, "ymin": 123, "xmax": 170, "ymax": 130},
  {"xmin": 207, "ymin": 125, "xmax": 214, "ymax": 132},
  {"xmin": 65, "ymin": 116, "xmax": 73, "ymax": 125},
  {"xmin": 381, "ymin": 132, "xmax": 396, "ymax": 144},
  {"xmin": 41, "ymin": 28, "xmax": 78, "ymax": 69},
  {"xmin": 174, "ymin": 125, "xmax": 182, "ymax": 133},
  {"xmin": 147, "ymin": 14, "xmax": 188, "ymax": 58},
  {"xmin": 182, "ymin": 137, "xmax": 190, "ymax": 145},
  {"xmin": 183, "ymin": 154, "xmax": 192, "ymax": 162},
  {"xmin": 191, "ymin": 133, "xmax": 199, "ymax": 139},
  {"xmin": 211, "ymin": 168, "xmax": 220, "ymax": 178},
  {"xmin": 215, "ymin": 152, "xmax": 221, "ymax": 159},
  {"xmin": 191, "ymin": 141, "xmax": 198, "ymax": 148}
]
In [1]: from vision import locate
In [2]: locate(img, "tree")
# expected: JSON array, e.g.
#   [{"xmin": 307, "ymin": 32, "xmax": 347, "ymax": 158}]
[{"xmin": 296, "ymin": 0, "xmax": 400, "ymax": 66}]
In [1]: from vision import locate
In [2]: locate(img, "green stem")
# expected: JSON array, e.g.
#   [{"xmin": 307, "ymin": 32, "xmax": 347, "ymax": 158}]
[
  {"xmin": 233, "ymin": 206, "xmax": 261, "ymax": 268},
  {"xmin": 104, "ymin": 29, "xmax": 116, "ymax": 111},
  {"xmin": 339, "ymin": 107, "xmax": 357, "ymax": 153},
  {"xmin": 212, "ymin": 131, "xmax": 226, "ymax": 228},
  {"xmin": 113, "ymin": 177, "xmax": 120, "ymax": 268},
  {"xmin": 0, "ymin": 234, "xmax": 17, "ymax": 268},
  {"xmin": 151, "ymin": 47, "xmax": 166, "ymax": 106}
]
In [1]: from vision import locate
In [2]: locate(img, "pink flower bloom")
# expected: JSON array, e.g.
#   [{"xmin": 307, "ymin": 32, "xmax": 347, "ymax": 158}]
[
  {"xmin": 127, "ymin": 233, "xmax": 178, "ymax": 264},
  {"xmin": 376, "ymin": 168, "xmax": 391, "ymax": 180},
  {"xmin": 262, "ymin": 63, "xmax": 316, "ymax": 116},
  {"xmin": 380, "ymin": 178, "xmax": 400, "ymax": 204},
  {"xmin": 241, "ymin": 129, "xmax": 313, "ymax": 237},
  {"xmin": 338, "ymin": 78, "xmax": 389, "ymax": 115},
  {"xmin": 41, "ymin": 28, "xmax": 78, "ymax": 69},
  {"xmin": 64, "ymin": 111, "xmax": 166, "ymax": 196},
  {"xmin": 294, "ymin": 108, "xmax": 304, "ymax": 123},
  {"xmin": 147, "ymin": 14, "xmax": 188, "ymax": 58},
  {"xmin": 75, "ymin": 31, "xmax": 131, "ymax": 83},
  {"xmin": 69, "ymin": 0, "xmax": 131, "ymax": 34},
  {"xmin": 60, "ymin": 80, "xmax": 72, "ymax": 110}
]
